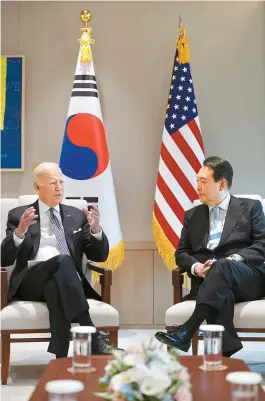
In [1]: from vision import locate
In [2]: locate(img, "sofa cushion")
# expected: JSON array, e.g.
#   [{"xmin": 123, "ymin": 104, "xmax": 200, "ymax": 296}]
[
  {"xmin": 1, "ymin": 299, "xmax": 119, "ymax": 330},
  {"xmin": 165, "ymin": 300, "xmax": 265, "ymax": 329}
]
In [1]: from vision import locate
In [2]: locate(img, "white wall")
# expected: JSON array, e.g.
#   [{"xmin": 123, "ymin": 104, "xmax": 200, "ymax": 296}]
[{"xmin": 2, "ymin": 1, "xmax": 265, "ymax": 241}]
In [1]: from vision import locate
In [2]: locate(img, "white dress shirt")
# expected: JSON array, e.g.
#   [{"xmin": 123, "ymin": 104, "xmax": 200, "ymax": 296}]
[
  {"xmin": 191, "ymin": 194, "xmax": 244, "ymax": 275},
  {"xmin": 13, "ymin": 200, "xmax": 102, "ymax": 266}
]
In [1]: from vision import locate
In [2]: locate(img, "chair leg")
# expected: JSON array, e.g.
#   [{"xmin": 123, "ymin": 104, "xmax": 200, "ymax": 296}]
[
  {"xmin": 192, "ymin": 333, "xmax": 199, "ymax": 355},
  {"xmin": 1, "ymin": 334, "xmax": 11, "ymax": 385},
  {"xmin": 109, "ymin": 330, "xmax": 118, "ymax": 347}
]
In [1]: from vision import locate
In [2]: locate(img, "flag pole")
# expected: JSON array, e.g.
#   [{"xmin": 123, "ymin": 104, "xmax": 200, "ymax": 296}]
[{"xmin": 179, "ymin": 12, "xmax": 182, "ymax": 29}]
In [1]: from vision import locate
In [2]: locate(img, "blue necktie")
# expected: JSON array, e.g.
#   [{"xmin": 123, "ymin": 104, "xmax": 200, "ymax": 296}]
[
  {"xmin": 49, "ymin": 208, "xmax": 70, "ymax": 255},
  {"xmin": 207, "ymin": 206, "xmax": 222, "ymax": 250}
]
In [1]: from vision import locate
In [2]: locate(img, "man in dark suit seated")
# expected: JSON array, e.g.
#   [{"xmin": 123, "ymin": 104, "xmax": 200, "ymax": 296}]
[
  {"xmin": 155, "ymin": 156, "xmax": 265, "ymax": 356},
  {"xmin": 1, "ymin": 162, "xmax": 118, "ymax": 358}
]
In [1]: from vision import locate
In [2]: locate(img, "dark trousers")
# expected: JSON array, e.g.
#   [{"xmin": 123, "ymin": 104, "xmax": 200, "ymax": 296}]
[
  {"xmin": 16, "ymin": 255, "xmax": 91, "ymax": 357},
  {"xmin": 196, "ymin": 259, "xmax": 265, "ymax": 353}
]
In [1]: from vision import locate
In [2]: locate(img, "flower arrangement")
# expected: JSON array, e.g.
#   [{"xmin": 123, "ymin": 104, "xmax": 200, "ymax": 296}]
[{"xmin": 94, "ymin": 342, "xmax": 192, "ymax": 401}]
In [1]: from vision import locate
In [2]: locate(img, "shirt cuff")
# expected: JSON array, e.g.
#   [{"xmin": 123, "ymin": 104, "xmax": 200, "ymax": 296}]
[
  {"xmin": 191, "ymin": 262, "xmax": 200, "ymax": 275},
  {"xmin": 13, "ymin": 230, "xmax": 24, "ymax": 246},
  {"xmin": 230, "ymin": 254, "xmax": 245, "ymax": 262},
  {"xmin": 90, "ymin": 229, "xmax": 102, "ymax": 240}
]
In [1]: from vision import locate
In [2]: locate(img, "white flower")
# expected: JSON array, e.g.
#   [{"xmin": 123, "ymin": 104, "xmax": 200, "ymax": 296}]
[
  {"xmin": 123, "ymin": 353, "xmax": 146, "ymax": 366},
  {"xmin": 140, "ymin": 375, "xmax": 171, "ymax": 396},
  {"xmin": 96, "ymin": 342, "xmax": 192, "ymax": 401},
  {"xmin": 110, "ymin": 371, "xmax": 131, "ymax": 390},
  {"xmin": 110, "ymin": 366, "xmax": 150, "ymax": 391},
  {"xmin": 148, "ymin": 360, "xmax": 168, "ymax": 375}
]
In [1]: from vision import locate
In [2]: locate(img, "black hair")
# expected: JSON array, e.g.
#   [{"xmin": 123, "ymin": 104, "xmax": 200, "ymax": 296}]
[{"xmin": 203, "ymin": 156, "xmax": 233, "ymax": 189}]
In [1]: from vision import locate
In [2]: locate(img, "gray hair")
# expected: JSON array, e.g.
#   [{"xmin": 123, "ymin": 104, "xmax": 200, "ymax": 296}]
[{"xmin": 33, "ymin": 162, "xmax": 62, "ymax": 183}]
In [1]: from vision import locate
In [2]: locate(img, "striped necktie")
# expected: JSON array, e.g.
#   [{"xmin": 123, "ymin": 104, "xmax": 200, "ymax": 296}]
[
  {"xmin": 49, "ymin": 208, "xmax": 70, "ymax": 255},
  {"xmin": 207, "ymin": 206, "xmax": 222, "ymax": 250}
]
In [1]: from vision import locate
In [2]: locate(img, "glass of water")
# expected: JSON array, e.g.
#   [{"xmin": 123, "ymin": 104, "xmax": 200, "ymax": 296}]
[
  {"xmin": 199, "ymin": 324, "xmax": 225, "ymax": 371},
  {"xmin": 226, "ymin": 372, "xmax": 262, "ymax": 401},
  {"xmin": 71, "ymin": 326, "xmax": 96, "ymax": 372},
  {"xmin": 45, "ymin": 379, "xmax": 84, "ymax": 401}
]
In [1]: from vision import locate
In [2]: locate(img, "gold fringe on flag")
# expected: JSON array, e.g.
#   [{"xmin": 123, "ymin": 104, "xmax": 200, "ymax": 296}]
[
  {"xmin": 176, "ymin": 28, "xmax": 190, "ymax": 65},
  {"xmin": 0, "ymin": 57, "xmax": 7, "ymax": 131},
  {"xmin": 93, "ymin": 239, "xmax": 125, "ymax": 284},
  {"xmin": 153, "ymin": 212, "xmax": 190, "ymax": 289},
  {"xmin": 78, "ymin": 9, "xmax": 95, "ymax": 63}
]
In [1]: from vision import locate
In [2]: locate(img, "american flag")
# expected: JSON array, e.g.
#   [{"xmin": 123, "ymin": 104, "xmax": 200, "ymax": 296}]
[{"xmin": 153, "ymin": 29, "xmax": 205, "ymax": 269}]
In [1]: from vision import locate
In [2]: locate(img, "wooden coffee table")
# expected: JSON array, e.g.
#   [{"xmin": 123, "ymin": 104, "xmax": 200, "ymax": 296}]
[{"xmin": 29, "ymin": 355, "xmax": 265, "ymax": 401}]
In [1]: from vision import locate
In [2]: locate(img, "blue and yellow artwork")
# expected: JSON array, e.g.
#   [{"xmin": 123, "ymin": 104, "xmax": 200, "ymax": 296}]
[{"xmin": 1, "ymin": 56, "xmax": 25, "ymax": 171}]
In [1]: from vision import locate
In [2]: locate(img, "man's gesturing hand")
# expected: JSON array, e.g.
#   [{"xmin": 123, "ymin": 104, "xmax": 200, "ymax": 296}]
[
  {"xmin": 82, "ymin": 204, "xmax": 101, "ymax": 234},
  {"xmin": 16, "ymin": 207, "xmax": 38, "ymax": 239}
]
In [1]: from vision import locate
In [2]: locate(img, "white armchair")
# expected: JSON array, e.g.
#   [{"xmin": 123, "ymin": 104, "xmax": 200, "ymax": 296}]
[
  {"xmin": 165, "ymin": 195, "xmax": 265, "ymax": 354},
  {"xmin": 0, "ymin": 195, "xmax": 119, "ymax": 384}
]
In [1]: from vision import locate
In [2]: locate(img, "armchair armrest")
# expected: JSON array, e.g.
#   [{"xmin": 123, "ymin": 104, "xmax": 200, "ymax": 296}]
[
  {"xmin": 1, "ymin": 269, "xmax": 8, "ymax": 310},
  {"xmin": 86, "ymin": 262, "xmax": 112, "ymax": 305},
  {"xmin": 172, "ymin": 268, "xmax": 184, "ymax": 304}
]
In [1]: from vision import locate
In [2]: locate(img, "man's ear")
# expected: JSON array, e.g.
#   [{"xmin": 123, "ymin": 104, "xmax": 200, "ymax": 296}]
[{"xmin": 219, "ymin": 178, "xmax": 227, "ymax": 191}]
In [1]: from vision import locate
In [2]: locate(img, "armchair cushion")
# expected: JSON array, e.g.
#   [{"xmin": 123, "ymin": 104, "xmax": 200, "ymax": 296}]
[
  {"xmin": 165, "ymin": 299, "xmax": 265, "ymax": 329},
  {"xmin": 1, "ymin": 299, "xmax": 119, "ymax": 330}
]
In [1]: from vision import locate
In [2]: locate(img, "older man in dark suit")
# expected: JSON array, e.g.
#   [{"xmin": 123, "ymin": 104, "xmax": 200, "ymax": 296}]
[
  {"xmin": 156, "ymin": 156, "xmax": 265, "ymax": 356},
  {"xmin": 1, "ymin": 162, "xmax": 117, "ymax": 358}
]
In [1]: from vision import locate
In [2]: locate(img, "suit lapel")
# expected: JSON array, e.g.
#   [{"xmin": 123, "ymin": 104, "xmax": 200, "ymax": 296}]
[
  {"xmin": 218, "ymin": 195, "xmax": 244, "ymax": 247},
  {"xmin": 191, "ymin": 204, "xmax": 210, "ymax": 248},
  {"xmin": 29, "ymin": 200, "xmax": 41, "ymax": 258},
  {"xmin": 59, "ymin": 204, "xmax": 76, "ymax": 259}
]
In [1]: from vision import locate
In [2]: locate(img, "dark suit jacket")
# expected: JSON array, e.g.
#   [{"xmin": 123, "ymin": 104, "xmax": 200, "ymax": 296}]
[
  {"xmin": 175, "ymin": 196, "xmax": 265, "ymax": 299},
  {"xmin": 1, "ymin": 200, "xmax": 109, "ymax": 302}
]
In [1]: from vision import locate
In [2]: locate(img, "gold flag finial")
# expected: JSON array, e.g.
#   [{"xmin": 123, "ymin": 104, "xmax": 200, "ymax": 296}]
[
  {"xmin": 176, "ymin": 16, "xmax": 190, "ymax": 64},
  {"xmin": 80, "ymin": 9, "xmax": 92, "ymax": 27},
  {"xmin": 78, "ymin": 9, "xmax": 95, "ymax": 63}
]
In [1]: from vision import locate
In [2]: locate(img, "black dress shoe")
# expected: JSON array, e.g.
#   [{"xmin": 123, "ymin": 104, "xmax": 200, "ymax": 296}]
[
  {"xmin": 93, "ymin": 333, "xmax": 124, "ymax": 355},
  {"xmin": 155, "ymin": 326, "xmax": 191, "ymax": 352}
]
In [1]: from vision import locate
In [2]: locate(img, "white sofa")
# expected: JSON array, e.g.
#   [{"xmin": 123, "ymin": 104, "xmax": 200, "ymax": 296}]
[
  {"xmin": 0, "ymin": 195, "xmax": 119, "ymax": 384},
  {"xmin": 165, "ymin": 195, "xmax": 265, "ymax": 354}
]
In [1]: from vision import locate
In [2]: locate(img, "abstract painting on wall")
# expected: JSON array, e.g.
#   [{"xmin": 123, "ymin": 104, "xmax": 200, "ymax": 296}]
[{"xmin": 1, "ymin": 55, "xmax": 25, "ymax": 171}]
